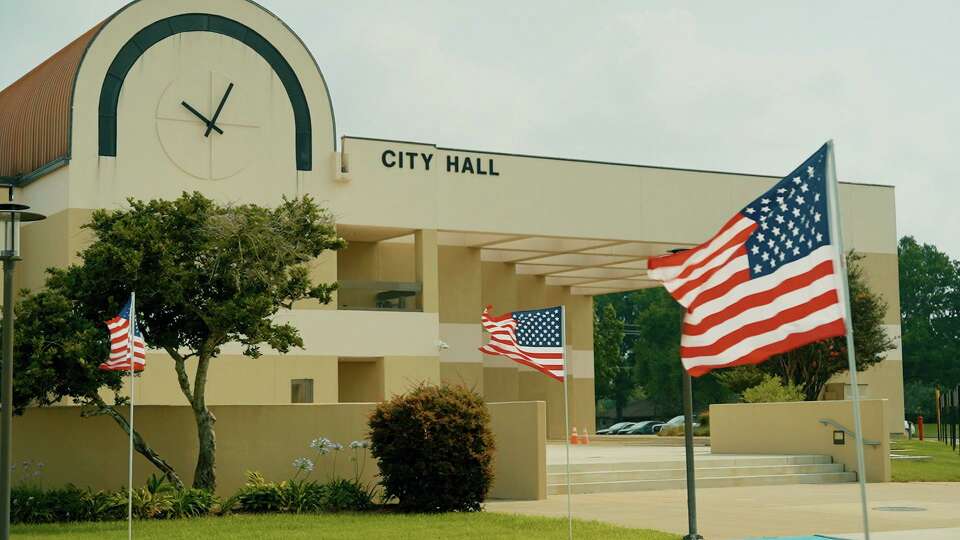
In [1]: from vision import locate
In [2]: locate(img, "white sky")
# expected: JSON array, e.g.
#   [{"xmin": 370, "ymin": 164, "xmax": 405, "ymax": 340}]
[{"xmin": 2, "ymin": 1, "xmax": 957, "ymax": 258}]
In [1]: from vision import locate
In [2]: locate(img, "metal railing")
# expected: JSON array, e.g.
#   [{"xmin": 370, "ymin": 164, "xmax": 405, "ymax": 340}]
[
  {"xmin": 937, "ymin": 384, "xmax": 960, "ymax": 453},
  {"xmin": 817, "ymin": 418, "xmax": 881, "ymax": 446}
]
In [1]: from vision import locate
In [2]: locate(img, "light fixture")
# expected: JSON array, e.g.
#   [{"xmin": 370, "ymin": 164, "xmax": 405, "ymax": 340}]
[{"xmin": 0, "ymin": 201, "xmax": 45, "ymax": 259}]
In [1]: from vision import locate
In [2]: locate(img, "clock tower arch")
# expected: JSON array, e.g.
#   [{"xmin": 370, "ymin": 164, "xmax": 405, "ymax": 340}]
[{"xmin": 66, "ymin": 0, "xmax": 337, "ymax": 208}]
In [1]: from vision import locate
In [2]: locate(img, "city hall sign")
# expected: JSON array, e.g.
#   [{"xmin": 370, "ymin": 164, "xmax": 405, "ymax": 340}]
[{"xmin": 380, "ymin": 149, "xmax": 500, "ymax": 176}]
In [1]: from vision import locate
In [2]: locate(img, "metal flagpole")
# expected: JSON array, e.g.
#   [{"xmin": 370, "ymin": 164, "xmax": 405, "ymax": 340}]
[
  {"xmin": 682, "ymin": 371, "xmax": 702, "ymax": 540},
  {"xmin": 128, "ymin": 291, "xmax": 135, "ymax": 540},
  {"xmin": 824, "ymin": 140, "xmax": 871, "ymax": 540},
  {"xmin": 560, "ymin": 305, "xmax": 573, "ymax": 540}
]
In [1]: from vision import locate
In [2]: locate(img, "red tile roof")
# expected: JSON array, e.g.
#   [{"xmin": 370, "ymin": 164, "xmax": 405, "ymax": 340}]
[{"xmin": 0, "ymin": 22, "xmax": 104, "ymax": 179}]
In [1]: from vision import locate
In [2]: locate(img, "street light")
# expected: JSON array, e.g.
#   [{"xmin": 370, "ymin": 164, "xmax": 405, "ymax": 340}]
[{"xmin": 0, "ymin": 189, "xmax": 45, "ymax": 540}]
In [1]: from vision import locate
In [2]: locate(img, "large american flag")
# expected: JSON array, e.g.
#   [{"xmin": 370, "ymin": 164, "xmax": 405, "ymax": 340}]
[
  {"xmin": 99, "ymin": 298, "xmax": 146, "ymax": 372},
  {"xmin": 647, "ymin": 144, "xmax": 846, "ymax": 376},
  {"xmin": 479, "ymin": 305, "xmax": 565, "ymax": 381}
]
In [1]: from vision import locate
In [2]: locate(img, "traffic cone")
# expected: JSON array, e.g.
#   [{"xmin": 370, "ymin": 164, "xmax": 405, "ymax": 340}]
[
  {"xmin": 569, "ymin": 427, "xmax": 580, "ymax": 445},
  {"xmin": 580, "ymin": 428, "xmax": 590, "ymax": 445}
]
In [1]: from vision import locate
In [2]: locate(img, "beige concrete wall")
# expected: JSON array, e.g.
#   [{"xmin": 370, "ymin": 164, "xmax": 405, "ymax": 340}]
[
  {"xmin": 710, "ymin": 399, "xmax": 890, "ymax": 482},
  {"xmin": 107, "ymin": 353, "xmax": 340, "ymax": 406},
  {"xmin": 382, "ymin": 356, "xmax": 440, "ymax": 397},
  {"xmin": 13, "ymin": 401, "xmax": 545, "ymax": 500},
  {"xmin": 483, "ymin": 367, "xmax": 519, "ymax": 402},
  {"xmin": 440, "ymin": 363, "xmax": 484, "ymax": 394},
  {"xmin": 438, "ymin": 246, "xmax": 482, "ymax": 324},
  {"xmin": 338, "ymin": 359, "xmax": 383, "ymax": 403},
  {"xmin": 487, "ymin": 401, "xmax": 547, "ymax": 500}
]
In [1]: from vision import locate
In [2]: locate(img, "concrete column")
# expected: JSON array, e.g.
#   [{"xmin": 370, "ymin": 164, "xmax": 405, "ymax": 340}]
[{"xmin": 415, "ymin": 229, "xmax": 439, "ymax": 313}]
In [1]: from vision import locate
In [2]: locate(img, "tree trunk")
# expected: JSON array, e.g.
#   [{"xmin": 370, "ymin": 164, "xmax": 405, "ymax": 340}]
[
  {"xmin": 615, "ymin": 402, "xmax": 624, "ymax": 422},
  {"xmin": 86, "ymin": 396, "xmax": 184, "ymax": 489},
  {"xmin": 192, "ymin": 406, "xmax": 217, "ymax": 490}
]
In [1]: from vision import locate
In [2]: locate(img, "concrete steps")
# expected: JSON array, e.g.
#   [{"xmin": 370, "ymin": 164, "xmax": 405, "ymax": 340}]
[{"xmin": 547, "ymin": 454, "xmax": 856, "ymax": 495}]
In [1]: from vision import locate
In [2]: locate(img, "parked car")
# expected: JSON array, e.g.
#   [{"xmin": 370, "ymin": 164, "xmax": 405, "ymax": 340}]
[
  {"xmin": 619, "ymin": 420, "xmax": 664, "ymax": 435},
  {"xmin": 608, "ymin": 422, "xmax": 638, "ymax": 434},
  {"xmin": 660, "ymin": 415, "xmax": 699, "ymax": 432},
  {"xmin": 596, "ymin": 422, "xmax": 633, "ymax": 435}
]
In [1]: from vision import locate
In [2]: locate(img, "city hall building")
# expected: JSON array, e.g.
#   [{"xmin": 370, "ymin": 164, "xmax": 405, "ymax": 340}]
[{"xmin": 0, "ymin": 0, "xmax": 904, "ymax": 452}]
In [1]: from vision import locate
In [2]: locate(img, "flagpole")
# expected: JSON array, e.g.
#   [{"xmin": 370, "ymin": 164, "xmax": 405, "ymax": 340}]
[
  {"xmin": 561, "ymin": 305, "xmax": 572, "ymax": 540},
  {"xmin": 825, "ymin": 140, "xmax": 871, "ymax": 540},
  {"xmin": 128, "ymin": 291, "xmax": 135, "ymax": 540}
]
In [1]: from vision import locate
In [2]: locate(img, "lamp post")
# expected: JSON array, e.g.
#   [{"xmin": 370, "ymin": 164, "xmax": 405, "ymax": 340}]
[{"xmin": 0, "ymin": 189, "xmax": 45, "ymax": 540}]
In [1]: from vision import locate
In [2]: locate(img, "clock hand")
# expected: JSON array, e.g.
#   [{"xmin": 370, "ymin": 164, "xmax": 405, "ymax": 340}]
[
  {"xmin": 181, "ymin": 101, "xmax": 224, "ymax": 135},
  {"xmin": 205, "ymin": 82, "xmax": 234, "ymax": 137}
]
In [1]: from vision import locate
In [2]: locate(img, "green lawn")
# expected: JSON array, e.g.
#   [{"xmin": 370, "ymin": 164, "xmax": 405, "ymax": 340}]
[
  {"xmin": 891, "ymin": 439, "xmax": 960, "ymax": 482},
  {"xmin": 11, "ymin": 512, "xmax": 680, "ymax": 540}
]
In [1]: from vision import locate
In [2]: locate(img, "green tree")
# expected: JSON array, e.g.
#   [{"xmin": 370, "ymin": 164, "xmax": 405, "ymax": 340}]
[
  {"xmin": 903, "ymin": 381, "xmax": 937, "ymax": 424},
  {"xmin": 741, "ymin": 375, "xmax": 804, "ymax": 403},
  {"xmin": 631, "ymin": 288, "xmax": 684, "ymax": 416},
  {"xmin": 10, "ymin": 288, "xmax": 184, "ymax": 487},
  {"xmin": 898, "ymin": 236, "xmax": 960, "ymax": 386},
  {"xmin": 593, "ymin": 303, "xmax": 631, "ymax": 420},
  {"xmin": 43, "ymin": 192, "xmax": 344, "ymax": 490}
]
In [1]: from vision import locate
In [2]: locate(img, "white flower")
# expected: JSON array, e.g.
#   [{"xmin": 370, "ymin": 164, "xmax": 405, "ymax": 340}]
[{"xmin": 292, "ymin": 457, "xmax": 315, "ymax": 472}]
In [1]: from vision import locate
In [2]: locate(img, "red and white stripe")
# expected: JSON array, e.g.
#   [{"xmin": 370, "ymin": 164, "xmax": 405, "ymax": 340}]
[
  {"xmin": 647, "ymin": 215, "xmax": 845, "ymax": 376},
  {"xmin": 99, "ymin": 316, "xmax": 146, "ymax": 372},
  {"xmin": 479, "ymin": 307, "xmax": 565, "ymax": 381}
]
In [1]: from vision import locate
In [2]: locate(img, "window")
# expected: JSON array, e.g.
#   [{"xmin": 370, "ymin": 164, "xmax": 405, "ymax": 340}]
[{"xmin": 291, "ymin": 379, "xmax": 314, "ymax": 403}]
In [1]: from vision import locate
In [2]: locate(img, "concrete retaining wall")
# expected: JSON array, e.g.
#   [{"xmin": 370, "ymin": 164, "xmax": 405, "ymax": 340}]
[
  {"xmin": 11, "ymin": 400, "xmax": 546, "ymax": 500},
  {"xmin": 710, "ymin": 399, "xmax": 890, "ymax": 482}
]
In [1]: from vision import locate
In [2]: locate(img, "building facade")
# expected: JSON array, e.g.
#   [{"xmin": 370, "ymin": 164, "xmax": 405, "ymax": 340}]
[{"xmin": 0, "ymin": 0, "xmax": 904, "ymax": 439}]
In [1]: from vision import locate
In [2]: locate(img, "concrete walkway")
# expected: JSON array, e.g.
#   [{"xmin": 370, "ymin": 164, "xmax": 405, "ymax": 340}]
[{"xmin": 486, "ymin": 482, "xmax": 960, "ymax": 540}]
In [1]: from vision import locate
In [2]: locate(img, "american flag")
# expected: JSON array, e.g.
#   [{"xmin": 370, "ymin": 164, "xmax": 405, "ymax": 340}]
[
  {"xmin": 647, "ymin": 144, "xmax": 846, "ymax": 376},
  {"xmin": 99, "ymin": 298, "xmax": 146, "ymax": 372},
  {"xmin": 479, "ymin": 305, "xmax": 565, "ymax": 381}
]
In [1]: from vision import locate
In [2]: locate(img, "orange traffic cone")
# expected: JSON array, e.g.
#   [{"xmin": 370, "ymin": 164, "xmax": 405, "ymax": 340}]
[
  {"xmin": 580, "ymin": 428, "xmax": 590, "ymax": 445},
  {"xmin": 569, "ymin": 427, "xmax": 580, "ymax": 445}
]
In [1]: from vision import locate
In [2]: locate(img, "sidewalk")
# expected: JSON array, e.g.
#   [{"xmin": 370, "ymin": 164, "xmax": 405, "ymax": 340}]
[{"xmin": 485, "ymin": 482, "xmax": 959, "ymax": 540}]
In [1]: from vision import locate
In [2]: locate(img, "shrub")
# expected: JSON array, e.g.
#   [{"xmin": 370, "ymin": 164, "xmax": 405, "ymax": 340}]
[
  {"xmin": 323, "ymin": 478, "xmax": 374, "ymax": 512},
  {"xmin": 742, "ymin": 375, "xmax": 804, "ymax": 403},
  {"xmin": 369, "ymin": 383, "xmax": 495, "ymax": 512},
  {"xmin": 169, "ymin": 488, "xmax": 219, "ymax": 519},
  {"xmin": 237, "ymin": 472, "xmax": 285, "ymax": 513},
  {"xmin": 11, "ymin": 485, "xmax": 125, "ymax": 524}
]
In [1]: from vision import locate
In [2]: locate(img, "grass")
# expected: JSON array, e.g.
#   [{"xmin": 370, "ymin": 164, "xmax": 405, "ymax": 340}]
[
  {"xmin": 11, "ymin": 512, "xmax": 681, "ymax": 540},
  {"xmin": 891, "ymin": 439, "xmax": 960, "ymax": 482}
]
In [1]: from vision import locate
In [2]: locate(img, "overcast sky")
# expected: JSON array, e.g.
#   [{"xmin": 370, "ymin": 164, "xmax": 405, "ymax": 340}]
[{"xmin": 2, "ymin": 1, "xmax": 957, "ymax": 258}]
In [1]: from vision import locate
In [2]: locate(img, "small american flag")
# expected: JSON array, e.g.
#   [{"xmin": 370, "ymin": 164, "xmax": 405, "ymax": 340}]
[
  {"xmin": 99, "ymin": 298, "xmax": 146, "ymax": 372},
  {"xmin": 647, "ymin": 144, "xmax": 846, "ymax": 376},
  {"xmin": 479, "ymin": 305, "xmax": 565, "ymax": 381}
]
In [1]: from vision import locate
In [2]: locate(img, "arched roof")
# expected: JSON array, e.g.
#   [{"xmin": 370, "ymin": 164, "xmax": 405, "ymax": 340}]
[{"xmin": 0, "ymin": 22, "xmax": 104, "ymax": 180}]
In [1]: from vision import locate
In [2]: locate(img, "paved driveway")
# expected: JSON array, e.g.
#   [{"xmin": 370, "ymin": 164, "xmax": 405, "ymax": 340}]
[{"xmin": 486, "ymin": 482, "xmax": 959, "ymax": 540}]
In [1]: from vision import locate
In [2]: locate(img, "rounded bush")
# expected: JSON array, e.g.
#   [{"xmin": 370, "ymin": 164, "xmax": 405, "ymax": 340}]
[{"xmin": 369, "ymin": 384, "xmax": 495, "ymax": 512}]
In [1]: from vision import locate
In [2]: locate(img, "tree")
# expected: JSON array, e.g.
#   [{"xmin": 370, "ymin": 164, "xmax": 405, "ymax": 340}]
[
  {"xmin": 593, "ymin": 303, "xmax": 631, "ymax": 420},
  {"xmin": 898, "ymin": 236, "xmax": 960, "ymax": 386},
  {"xmin": 628, "ymin": 288, "xmax": 733, "ymax": 417},
  {"xmin": 741, "ymin": 375, "xmax": 804, "ymax": 403},
  {"xmin": 631, "ymin": 288, "xmax": 684, "ymax": 416},
  {"xmin": 720, "ymin": 251, "xmax": 896, "ymax": 400},
  {"xmin": 46, "ymin": 192, "xmax": 345, "ymax": 490},
  {"xmin": 10, "ymin": 288, "xmax": 184, "ymax": 488}
]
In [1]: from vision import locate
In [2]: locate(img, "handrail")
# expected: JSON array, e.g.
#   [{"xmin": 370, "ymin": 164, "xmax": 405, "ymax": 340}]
[{"xmin": 818, "ymin": 418, "xmax": 881, "ymax": 446}]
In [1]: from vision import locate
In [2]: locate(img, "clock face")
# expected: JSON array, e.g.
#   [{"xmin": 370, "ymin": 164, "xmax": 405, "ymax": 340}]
[{"xmin": 155, "ymin": 69, "xmax": 262, "ymax": 180}]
